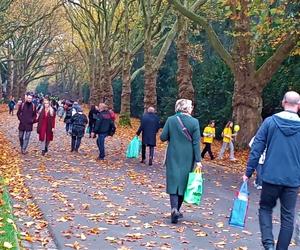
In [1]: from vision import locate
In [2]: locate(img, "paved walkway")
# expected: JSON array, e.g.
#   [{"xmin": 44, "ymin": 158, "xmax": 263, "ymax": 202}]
[{"xmin": 0, "ymin": 112, "xmax": 299, "ymax": 250}]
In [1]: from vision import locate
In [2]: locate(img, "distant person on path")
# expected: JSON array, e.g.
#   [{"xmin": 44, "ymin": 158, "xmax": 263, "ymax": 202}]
[
  {"xmin": 17, "ymin": 93, "xmax": 37, "ymax": 154},
  {"xmin": 160, "ymin": 99, "xmax": 202, "ymax": 224},
  {"xmin": 8, "ymin": 96, "xmax": 16, "ymax": 115},
  {"xmin": 243, "ymin": 91, "xmax": 300, "ymax": 250},
  {"xmin": 70, "ymin": 106, "xmax": 88, "ymax": 153},
  {"xmin": 37, "ymin": 99, "xmax": 56, "ymax": 156},
  {"xmin": 218, "ymin": 121, "xmax": 236, "ymax": 161},
  {"xmin": 201, "ymin": 120, "xmax": 216, "ymax": 160},
  {"xmin": 88, "ymin": 105, "xmax": 98, "ymax": 138},
  {"xmin": 64, "ymin": 101, "xmax": 73, "ymax": 134},
  {"xmin": 92, "ymin": 103, "xmax": 116, "ymax": 160},
  {"xmin": 136, "ymin": 107, "xmax": 160, "ymax": 166}
]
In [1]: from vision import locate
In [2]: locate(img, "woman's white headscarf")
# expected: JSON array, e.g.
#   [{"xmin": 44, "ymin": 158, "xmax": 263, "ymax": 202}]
[{"xmin": 175, "ymin": 99, "xmax": 193, "ymax": 114}]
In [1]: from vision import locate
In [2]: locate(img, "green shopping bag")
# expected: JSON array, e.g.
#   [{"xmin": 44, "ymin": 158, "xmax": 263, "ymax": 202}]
[
  {"xmin": 184, "ymin": 169, "xmax": 203, "ymax": 205},
  {"xmin": 126, "ymin": 136, "xmax": 142, "ymax": 158}
]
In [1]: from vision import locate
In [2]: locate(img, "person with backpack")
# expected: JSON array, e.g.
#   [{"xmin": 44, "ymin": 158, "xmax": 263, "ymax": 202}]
[
  {"xmin": 17, "ymin": 93, "xmax": 37, "ymax": 154},
  {"xmin": 8, "ymin": 96, "xmax": 16, "ymax": 115},
  {"xmin": 37, "ymin": 98, "xmax": 56, "ymax": 156},
  {"xmin": 201, "ymin": 120, "xmax": 216, "ymax": 160},
  {"xmin": 92, "ymin": 103, "xmax": 116, "ymax": 160},
  {"xmin": 136, "ymin": 107, "xmax": 160, "ymax": 166},
  {"xmin": 70, "ymin": 106, "xmax": 88, "ymax": 153}
]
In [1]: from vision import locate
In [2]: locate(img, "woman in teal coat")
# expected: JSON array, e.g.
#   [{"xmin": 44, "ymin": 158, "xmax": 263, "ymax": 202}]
[{"xmin": 160, "ymin": 99, "xmax": 202, "ymax": 224}]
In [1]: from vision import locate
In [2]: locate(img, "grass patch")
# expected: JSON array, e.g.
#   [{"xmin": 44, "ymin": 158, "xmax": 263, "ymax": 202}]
[{"xmin": 0, "ymin": 181, "xmax": 20, "ymax": 250}]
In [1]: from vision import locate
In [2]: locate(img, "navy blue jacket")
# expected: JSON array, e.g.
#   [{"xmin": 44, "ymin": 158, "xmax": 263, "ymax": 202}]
[
  {"xmin": 137, "ymin": 112, "xmax": 160, "ymax": 146},
  {"xmin": 246, "ymin": 112, "xmax": 300, "ymax": 187}
]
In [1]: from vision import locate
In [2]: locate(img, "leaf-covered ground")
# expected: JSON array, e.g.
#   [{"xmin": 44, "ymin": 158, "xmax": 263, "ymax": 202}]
[{"xmin": 0, "ymin": 107, "xmax": 299, "ymax": 250}]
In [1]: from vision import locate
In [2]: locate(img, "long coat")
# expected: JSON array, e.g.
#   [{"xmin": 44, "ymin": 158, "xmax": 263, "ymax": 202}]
[
  {"xmin": 17, "ymin": 102, "xmax": 37, "ymax": 131},
  {"xmin": 137, "ymin": 112, "xmax": 160, "ymax": 146},
  {"xmin": 160, "ymin": 113, "xmax": 201, "ymax": 196},
  {"xmin": 37, "ymin": 108, "xmax": 56, "ymax": 142}
]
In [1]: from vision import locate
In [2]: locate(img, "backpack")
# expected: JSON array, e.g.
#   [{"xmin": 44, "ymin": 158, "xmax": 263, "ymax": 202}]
[{"xmin": 108, "ymin": 122, "xmax": 116, "ymax": 136}]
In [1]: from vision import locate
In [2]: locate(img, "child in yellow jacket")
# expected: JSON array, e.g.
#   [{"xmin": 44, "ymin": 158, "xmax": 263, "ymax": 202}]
[
  {"xmin": 201, "ymin": 120, "xmax": 216, "ymax": 160},
  {"xmin": 218, "ymin": 121, "xmax": 237, "ymax": 161}
]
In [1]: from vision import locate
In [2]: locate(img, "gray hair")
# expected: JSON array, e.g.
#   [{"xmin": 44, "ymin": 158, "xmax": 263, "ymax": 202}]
[
  {"xmin": 147, "ymin": 107, "xmax": 155, "ymax": 113},
  {"xmin": 175, "ymin": 99, "xmax": 193, "ymax": 113}
]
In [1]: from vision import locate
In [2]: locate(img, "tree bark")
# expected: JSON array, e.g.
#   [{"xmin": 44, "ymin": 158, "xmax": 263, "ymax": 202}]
[
  {"xmin": 176, "ymin": 16, "xmax": 194, "ymax": 102},
  {"xmin": 101, "ymin": 49, "xmax": 113, "ymax": 108}
]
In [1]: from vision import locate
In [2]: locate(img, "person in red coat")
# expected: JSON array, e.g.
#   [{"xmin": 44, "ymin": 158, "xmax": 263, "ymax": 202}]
[{"xmin": 37, "ymin": 99, "xmax": 56, "ymax": 156}]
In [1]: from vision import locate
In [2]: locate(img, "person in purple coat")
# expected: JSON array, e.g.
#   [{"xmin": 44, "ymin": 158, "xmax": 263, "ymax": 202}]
[
  {"xmin": 17, "ymin": 93, "xmax": 37, "ymax": 154},
  {"xmin": 136, "ymin": 107, "xmax": 160, "ymax": 166}
]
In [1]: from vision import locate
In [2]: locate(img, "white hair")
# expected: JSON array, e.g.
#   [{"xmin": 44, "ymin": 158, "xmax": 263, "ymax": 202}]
[{"xmin": 175, "ymin": 99, "xmax": 193, "ymax": 114}]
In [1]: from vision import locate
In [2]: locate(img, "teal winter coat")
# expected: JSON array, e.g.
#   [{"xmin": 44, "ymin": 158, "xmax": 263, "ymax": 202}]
[{"xmin": 160, "ymin": 113, "xmax": 201, "ymax": 195}]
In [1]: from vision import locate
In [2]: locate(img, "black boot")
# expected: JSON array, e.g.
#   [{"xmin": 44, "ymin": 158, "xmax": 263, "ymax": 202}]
[
  {"xmin": 171, "ymin": 208, "xmax": 180, "ymax": 224},
  {"xmin": 149, "ymin": 159, "xmax": 153, "ymax": 166},
  {"xmin": 42, "ymin": 150, "xmax": 46, "ymax": 156}
]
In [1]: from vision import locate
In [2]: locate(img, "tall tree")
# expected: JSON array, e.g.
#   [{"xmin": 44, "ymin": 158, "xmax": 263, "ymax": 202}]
[{"xmin": 170, "ymin": 0, "xmax": 299, "ymax": 146}]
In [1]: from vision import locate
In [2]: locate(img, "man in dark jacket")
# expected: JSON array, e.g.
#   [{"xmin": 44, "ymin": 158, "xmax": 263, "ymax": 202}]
[
  {"xmin": 92, "ymin": 103, "xmax": 115, "ymax": 160},
  {"xmin": 70, "ymin": 106, "xmax": 88, "ymax": 152},
  {"xmin": 136, "ymin": 107, "xmax": 160, "ymax": 165},
  {"xmin": 17, "ymin": 93, "xmax": 37, "ymax": 154},
  {"xmin": 243, "ymin": 91, "xmax": 300, "ymax": 250}
]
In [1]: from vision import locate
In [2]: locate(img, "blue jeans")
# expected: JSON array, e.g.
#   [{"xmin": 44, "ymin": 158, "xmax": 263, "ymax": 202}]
[
  {"xmin": 259, "ymin": 182, "xmax": 298, "ymax": 249},
  {"xmin": 97, "ymin": 133, "xmax": 108, "ymax": 159}
]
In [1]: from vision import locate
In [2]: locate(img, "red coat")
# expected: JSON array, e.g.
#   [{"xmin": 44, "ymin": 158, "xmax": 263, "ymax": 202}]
[{"xmin": 37, "ymin": 108, "xmax": 56, "ymax": 142}]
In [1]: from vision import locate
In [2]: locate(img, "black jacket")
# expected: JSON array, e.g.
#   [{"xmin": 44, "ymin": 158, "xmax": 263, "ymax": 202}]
[
  {"xmin": 64, "ymin": 107, "xmax": 72, "ymax": 123},
  {"xmin": 93, "ymin": 110, "xmax": 115, "ymax": 135},
  {"xmin": 88, "ymin": 108, "xmax": 98, "ymax": 128},
  {"xmin": 70, "ymin": 113, "xmax": 88, "ymax": 137},
  {"xmin": 137, "ymin": 112, "xmax": 160, "ymax": 146}
]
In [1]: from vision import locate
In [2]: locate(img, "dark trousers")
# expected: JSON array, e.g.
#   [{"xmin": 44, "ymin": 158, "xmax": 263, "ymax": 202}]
[
  {"xmin": 97, "ymin": 133, "xmax": 108, "ymax": 159},
  {"xmin": 259, "ymin": 182, "xmax": 299, "ymax": 249},
  {"xmin": 71, "ymin": 136, "xmax": 82, "ymax": 151},
  {"xmin": 19, "ymin": 130, "xmax": 31, "ymax": 151},
  {"xmin": 9, "ymin": 108, "xmax": 14, "ymax": 115},
  {"xmin": 142, "ymin": 144, "xmax": 154, "ymax": 160},
  {"xmin": 201, "ymin": 143, "xmax": 214, "ymax": 159},
  {"xmin": 66, "ymin": 123, "xmax": 71, "ymax": 133},
  {"xmin": 170, "ymin": 194, "xmax": 184, "ymax": 211}
]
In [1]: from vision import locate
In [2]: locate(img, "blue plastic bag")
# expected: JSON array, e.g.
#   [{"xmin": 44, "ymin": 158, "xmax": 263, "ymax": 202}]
[
  {"xmin": 126, "ymin": 136, "xmax": 142, "ymax": 158},
  {"xmin": 229, "ymin": 181, "xmax": 249, "ymax": 229}
]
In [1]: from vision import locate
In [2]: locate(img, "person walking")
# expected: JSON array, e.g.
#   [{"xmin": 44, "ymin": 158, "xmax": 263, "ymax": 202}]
[
  {"xmin": 8, "ymin": 96, "xmax": 16, "ymax": 115},
  {"xmin": 136, "ymin": 107, "xmax": 160, "ymax": 166},
  {"xmin": 160, "ymin": 99, "xmax": 202, "ymax": 224},
  {"xmin": 17, "ymin": 93, "xmax": 37, "ymax": 154},
  {"xmin": 243, "ymin": 91, "xmax": 300, "ymax": 250},
  {"xmin": 92, "ymin": 103, "xmax": 116, "ymax": 160},
  {"xmin": 63, "ymin": 101, "xmax": 73, "ymax": 134},
  {"xmin": 70, "ymin": 106, "xmax": 88, "ymax": 152},
  {"xmin": 37, "ymin": 99, "xmax": 56, "ymax": 156},
  {"xmin": 88, "ymin": 105, "xmax": 98, "ymax": 138},
  {"xmin": 201, "ymin": 120, "xmax": 216, "ymax": 160},
  {"xmin": 218, "ymin": 121, "xmax": 236, "ymax": 161}
]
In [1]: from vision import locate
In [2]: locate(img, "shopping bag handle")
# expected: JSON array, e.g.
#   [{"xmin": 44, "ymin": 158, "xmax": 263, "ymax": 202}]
[
  {"xmin": 194, "ymin": 167, "xmax": 201, "ymax": 174},
  {"xmin": 239, "ymin": 181, "xmax": 248, "ymax": 194}
]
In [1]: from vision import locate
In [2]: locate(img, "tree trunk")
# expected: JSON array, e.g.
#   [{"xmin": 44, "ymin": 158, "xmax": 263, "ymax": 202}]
[
  {"xmin": 101, "ymin": 49, "xmax": 113, "ymax": 108},
  {"xmin": 232, "ymin": 73, "xmax": 263, "ymax": 148},
  {"xmin": 176, "ymin": 17, "xmax": 194, "ymax": 102},
  {"xmin": 144, "ymin": 38, "xmax": 157, "ymax": 110},
  {"xmin": 6, "ymin": 57, "xmax": 13, "ymax": 99},
  {"xmin": 120, "ymin": 50, "xmax": 132, "ymax": 126}
]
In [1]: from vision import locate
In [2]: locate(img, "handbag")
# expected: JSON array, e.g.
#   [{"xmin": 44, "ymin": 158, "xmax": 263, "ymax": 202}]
[
  {"xmin": 177, "ymin": 116, "xmax": 192, "ymax": 141},
  {"xmin": 229, "ymin": 181, "xmax": 249, "ymax": 229}
]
